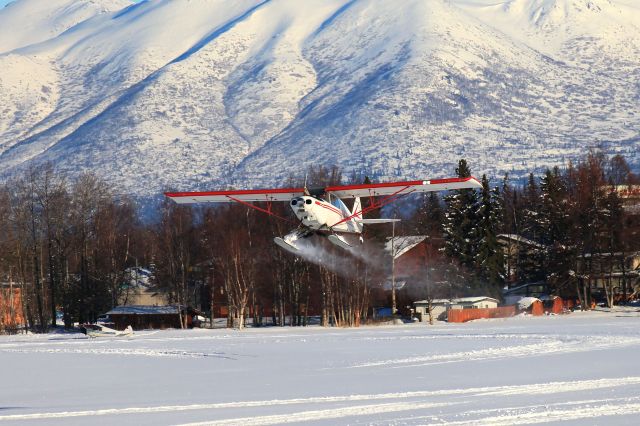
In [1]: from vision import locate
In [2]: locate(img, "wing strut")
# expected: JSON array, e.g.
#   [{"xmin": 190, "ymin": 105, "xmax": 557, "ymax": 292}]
[
  {"xmin": 329, "ymin": 185, "xmax": 415, "ymax": 229},
  {"xmin": 226, "ymin": 196, "xmax": 295, "ymax": 224}
]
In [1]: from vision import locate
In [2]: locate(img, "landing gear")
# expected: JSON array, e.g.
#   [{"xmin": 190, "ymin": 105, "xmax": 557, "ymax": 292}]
[
  {"xmin": 273, "ymin": 228, "xmax": 312, "ymax": 253},
  {"xmin": 328, "ymin": 234, "xmax": 353, "ymax": 249}
]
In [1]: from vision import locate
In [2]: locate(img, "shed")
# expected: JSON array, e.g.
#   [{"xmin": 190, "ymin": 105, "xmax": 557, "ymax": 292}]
[
  {"xmin": 415, "ymin": 297, "xmax": 502, "ymax": 322},
  {"xmin": 516, "ymin": 297, "xmax": 544, "ymax": 315},
  {"xmin": 413, "ymin": 299, "xmax": 452, "ymax": 321},
  {"xmin": 106, "ymin": 305, "xmax": 202, "ymax": 330},
  {"xmin": 453, "ymin": 297, "xmax": 499, "ymax": 309}
]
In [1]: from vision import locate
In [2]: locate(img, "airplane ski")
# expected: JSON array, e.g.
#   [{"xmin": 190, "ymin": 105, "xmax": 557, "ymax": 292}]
[
  {"xmin": 328, "ymin": 234, "xmax": 353, "ymax": 249},
  {"xmin": 274, "ymin": 237, "xmax": 300, "ymax": 253}
]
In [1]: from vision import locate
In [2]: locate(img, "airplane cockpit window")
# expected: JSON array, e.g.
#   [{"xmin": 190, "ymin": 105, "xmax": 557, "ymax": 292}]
[
  {"xmin": 306, "ymin": 199, "xmax": 312, "ymax": 204},
  {"xmin": 331, "ymin": 198, "xmax": 350, "ymax": 215}
]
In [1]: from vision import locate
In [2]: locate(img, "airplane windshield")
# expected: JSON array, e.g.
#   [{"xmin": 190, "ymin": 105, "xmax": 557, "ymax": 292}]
[{"xmin": 331, "ymin": 198, "xmax": 350, "ymax": 216}]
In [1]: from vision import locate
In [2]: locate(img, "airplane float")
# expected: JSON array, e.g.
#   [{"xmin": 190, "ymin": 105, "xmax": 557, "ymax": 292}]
[{"xmin": 165, "ymin": 177, "xmax": 482, "ymax": 253}]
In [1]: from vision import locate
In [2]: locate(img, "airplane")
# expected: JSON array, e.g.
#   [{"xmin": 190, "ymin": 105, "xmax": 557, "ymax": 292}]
[
  {"xmin": 164, "ymin": 176, "xmax": 482, "ymax": 253},
  {"xmin": 81, "ymin": 324, "xmax": 134, "ymax": 338}
]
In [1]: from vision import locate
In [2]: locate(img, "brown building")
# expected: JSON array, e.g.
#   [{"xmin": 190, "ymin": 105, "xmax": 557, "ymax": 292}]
[{"xmin": 105, "ymin": 305, "xmax": 203, "ymax": 330}]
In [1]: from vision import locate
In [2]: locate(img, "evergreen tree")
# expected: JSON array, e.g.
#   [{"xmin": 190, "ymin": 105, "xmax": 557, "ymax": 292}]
[
  {"xmin": 500, "ymin": 173, "xmax": 517, "ymax": 235},
  {"xmin": 443, "ymin": 159, "xmax": 479, "ymax": 268},
  {"xmin": 601, "ymin": 186, "xmax": 625, "ymax": 306},
  {"xmin": 516, "ymin": 172, "xmax": 545, "ymax": 283},
  {"xmin": 521, "ymin": 172, "xmax": 542, "ymax": 241},
  {"xmin": 414, "ymin": 192, "xmax": 444, "ymax": 237},
  {"xmin": 473, "ymin": 175, "xmax": 505, "ymax": 292},
  {"xmin": 539, "ymin": 167, "xmax": 572, "ymax": 293}
]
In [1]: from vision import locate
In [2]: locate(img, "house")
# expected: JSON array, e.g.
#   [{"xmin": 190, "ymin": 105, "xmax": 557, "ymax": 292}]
[
  {"xmin": 576, "ymin": 251, "xmax": 640, "ymax": 303},
  {"xmin": 414, "ymin": 297, "xmax": 499, "ymax": 322},
  {"xmin": 413, "ymin": 299, "xmax": 453, "ymax": 321},
  {"xmin": 451, "ymin": 297, "xmax": 499, "ymax": 309},
  {"xmin": 119, "ymin": 267, "xmax": 167, "ymax": 306},
  {"xmin": 105, "ymin": 305, "xmax": 203, "ymax": 330},
  {"xmin": 503, "ymin": 281, "xmax": 551, "ymax": 305},
  {"xmin": 610, "ymin": 185, "xmax": 640, "ymax": 214},
  {"xmin": 497, "ymin": 234, "xmax": 545, "ymax": 284}
]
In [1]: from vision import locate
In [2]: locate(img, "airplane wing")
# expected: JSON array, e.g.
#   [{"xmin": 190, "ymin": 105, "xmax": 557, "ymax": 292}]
[
  {"xmin": 325, "ymin": 177, "xmax": 482, "ymax": 199},
  {"xmin": 165, "ymin": 187, "xmax": 305, "ymax": 204}
]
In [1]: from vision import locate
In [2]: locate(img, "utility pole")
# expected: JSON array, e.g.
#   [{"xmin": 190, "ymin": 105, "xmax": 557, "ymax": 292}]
[
  {"xmin": 384, "ymin": 218, "xmax": 401, "ymax": 316},
  {"xmin": 391, "ymin": 220, "xmax": 396, "ymax": 315}
]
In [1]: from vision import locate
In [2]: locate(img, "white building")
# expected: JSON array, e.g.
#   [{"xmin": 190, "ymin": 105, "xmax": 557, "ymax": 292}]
[{"xmin": 414, "ymin": 296, "xmax": 499, "ymax": 322}]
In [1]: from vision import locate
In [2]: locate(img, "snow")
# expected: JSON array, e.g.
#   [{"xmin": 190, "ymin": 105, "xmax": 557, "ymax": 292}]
[
  {"xmin": 497, "ymin": 234, "xmax": 546, "ymax": 249},
  {"xmin": 455, "ymin": 296, "xmax": 500, "ymax": 304},
  {"xmin": 517, "ymin": 296, "xmax": 541, "ymax": 309},
  {"xmin": 0, "ymin": 0, "xmax": 132, "ymax": 54},
  {"xmin": 2, "ymin": 311, "xmax": 640, "ymax": 424},
  {"xmin": 385, "ymin": 235, "xmax": 427, "ymax": 259},
  {"xmin": 0, "ymin": 0, "xmax": 639, "ymax": 196}
]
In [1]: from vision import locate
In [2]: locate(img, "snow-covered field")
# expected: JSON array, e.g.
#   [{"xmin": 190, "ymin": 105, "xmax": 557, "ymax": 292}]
[{"xmin": 2, "ymin": 311, "xmax": 640, "ymax": 425}]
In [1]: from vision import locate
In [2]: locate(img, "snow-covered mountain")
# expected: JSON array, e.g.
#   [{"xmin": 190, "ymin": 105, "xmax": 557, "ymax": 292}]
[{"xmin": 0, "ymin": 0, "xmax": 638, "ymax": 195}]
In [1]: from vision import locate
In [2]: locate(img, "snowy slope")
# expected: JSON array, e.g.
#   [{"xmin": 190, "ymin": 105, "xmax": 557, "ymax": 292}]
[
  {"xmin": 0, "ymin": 0, "xmax": 132, "ymax": 54},
  {"xmin": 0, "ymin": 0, "xmax": 638, "ymax": 195}
]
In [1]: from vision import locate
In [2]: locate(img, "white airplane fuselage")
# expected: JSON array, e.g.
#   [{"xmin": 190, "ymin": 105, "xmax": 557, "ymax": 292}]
[
  {"xmin": 289, "ymin": 196, "xmax": 359, "ymax": 234},
  {"xmin": 274, "ymin": 195, "xmax": 364, "ymax": 253}
]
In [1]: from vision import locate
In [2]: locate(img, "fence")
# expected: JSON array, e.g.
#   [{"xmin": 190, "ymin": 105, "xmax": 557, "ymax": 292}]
[{"xmin": 447, "ymin": 306, "xmax": 516, "ymax": 323}]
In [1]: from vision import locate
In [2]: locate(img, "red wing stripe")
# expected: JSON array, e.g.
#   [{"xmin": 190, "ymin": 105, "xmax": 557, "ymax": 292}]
[
  {"xmin": 325, "ymin": 180, "xmax": 424, "ymax": 192},
  {"xmin": 165, "ymin": 187, "xmax": 304, "ymax": 198}
]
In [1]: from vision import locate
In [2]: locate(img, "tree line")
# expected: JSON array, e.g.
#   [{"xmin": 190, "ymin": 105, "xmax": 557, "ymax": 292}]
[
  {"xmin": 437, "ymin": 153, "xmax": 639, "ymax": 309},
  {"xmin": 1, "ymin": 152, "xmax": 638, "ymax": 333}
]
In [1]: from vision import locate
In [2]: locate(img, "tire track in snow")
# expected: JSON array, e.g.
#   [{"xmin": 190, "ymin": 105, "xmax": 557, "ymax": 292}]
[
  {"xmin": 0, "ymin": 347, "xmax": 237, "ymax": 359},
  {"xmin": 179, "ymin": 397, "xmax": 640, "ymax": 426},
  {"xmin": 350, "ymin": 335, "xmax": 640, "ymax": 369},
  {"xmin": 2, "ymin": 377, "xmax": 639, "ymax": 422},
  {"xmin": 427, "ymin": 396, "xmax": 640, "ymax": 425},
  {"xmin": 178, "ymin": 401, "xmax": 455, "ymax": 426}
]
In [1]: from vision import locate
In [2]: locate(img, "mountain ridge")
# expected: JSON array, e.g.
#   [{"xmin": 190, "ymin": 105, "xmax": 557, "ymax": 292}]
[{"xmin": 0, "ymin": 0, "xmax": 638, "ymax": 194}]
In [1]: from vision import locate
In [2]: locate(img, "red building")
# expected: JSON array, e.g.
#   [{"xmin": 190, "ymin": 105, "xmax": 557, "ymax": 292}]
[{"xmin": 1, "ymin": 283, "xmax": 24, "ymax": 331}]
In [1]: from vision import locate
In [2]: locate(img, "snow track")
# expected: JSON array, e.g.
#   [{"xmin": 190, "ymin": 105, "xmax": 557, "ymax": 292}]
[{"xmin": 2, "ymin": 377, "xmax": 640, "ymax": 423}]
